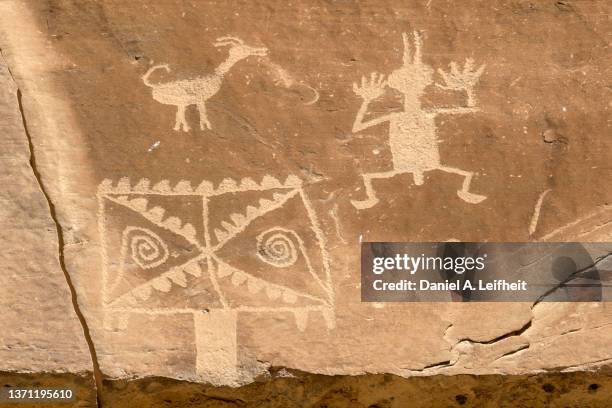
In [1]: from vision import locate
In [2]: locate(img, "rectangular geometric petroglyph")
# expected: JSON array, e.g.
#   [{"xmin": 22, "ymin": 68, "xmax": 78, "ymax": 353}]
[{"xmin": 97, "ymin": 175, "xmax": 334, "ymax": 383}]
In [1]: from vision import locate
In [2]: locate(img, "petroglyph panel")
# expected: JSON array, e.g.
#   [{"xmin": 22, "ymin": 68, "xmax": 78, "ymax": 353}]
[{"xmin": 1, "ymin": 0, "xmax": 611, "ymax": 387}]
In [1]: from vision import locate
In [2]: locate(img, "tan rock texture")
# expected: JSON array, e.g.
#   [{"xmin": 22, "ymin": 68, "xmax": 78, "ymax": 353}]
[
  {"xmin": 2, "ymin": 370, "xmax": 612, "ymax": 408},
  {"xmin": 0, "ymin": 45, "xmax": 91, "ymax": 373},
  {"xmin": 0, "ymin": 0, "xmax": 611, "ymax": 403}
]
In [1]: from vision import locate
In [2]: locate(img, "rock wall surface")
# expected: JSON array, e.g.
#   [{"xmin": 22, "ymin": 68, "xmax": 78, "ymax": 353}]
[
  {"xmin": 4, "ymin": 370, "xmax": 612, "ymax": 408},
  {"xmin": 0, "ymin": 39, "xmax": 91, "ymax": 374},
  {"xmin": 0, "ymin": 0, "xmax": 611, "ymax": 402}
]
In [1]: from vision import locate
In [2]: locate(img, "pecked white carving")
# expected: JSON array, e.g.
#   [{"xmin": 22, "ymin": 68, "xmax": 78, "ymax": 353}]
[
  {"xmin": 98, "ymin": 175, "xmax": 334, "ymax": 384},
  {"xmin": 142, "ymin": 36, "xmax": 268, "ymax": 132},
  {"xmin": 350, "ymin": 31, "xmax": 487, "ymax": 209}
]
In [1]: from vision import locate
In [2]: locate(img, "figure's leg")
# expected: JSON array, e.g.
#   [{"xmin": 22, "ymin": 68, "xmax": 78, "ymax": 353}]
[
  {"xmin": 197, "ymin": 103, "xmax": 212, "ymax": 130},
  {"xmin": 174, "ymin": 105, "xmax": 190, "ymax": 132},
  {"xmin": 351, "ymin": 170, "xmax": 400, "ymax": 210},
  {"xmin": 437, "ymin": 165, "xmax": 486, "ymax": 204},
  {"xmin": 173, "ymin": 106, "xmax": 181, "ymax": 131},
  {"xmin": 413, "ymin": 171, "xmax": 425, "ymax": 186}
]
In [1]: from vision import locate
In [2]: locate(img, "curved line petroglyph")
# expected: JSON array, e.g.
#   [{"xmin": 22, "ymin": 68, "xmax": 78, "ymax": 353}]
[
  {"xmin": 529, "ymin": 189, "xmax": 551, "ymax": 236},
  {"xmin": 142, "ymin": 36, "xmax": 268, "ymax": 132},
  {"xmin": 126, "ymin": 227, "xmax": 169, "ymax": 269},
  {"xmin": 350, "ymin": 31, "xmax": 487, "ymax": 209},
  {"xmin": 256, "ymin": 227, "xmax": 299, "ymax": 267},
  {"xmin": 261, "ymin": 59, "xmax": 320, "ymax": 105}
]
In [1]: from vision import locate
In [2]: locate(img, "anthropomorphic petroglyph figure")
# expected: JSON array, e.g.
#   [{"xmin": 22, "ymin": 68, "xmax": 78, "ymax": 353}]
[
  {"xmin": 351, "ymin": 31, "xmax": 487, "ymax": 209},
  {"xmin": 142, "ymin": 36, "xmax": 268, "ymax": 132}
]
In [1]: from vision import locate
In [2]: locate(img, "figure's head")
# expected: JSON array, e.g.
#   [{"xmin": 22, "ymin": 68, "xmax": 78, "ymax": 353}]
[
  {"xmin": 214, "ymin": 36, "xmax": 268, "ymax": 59},
  {"xmin": 386, "ymin": 31, "xmax": 434, "ymax": 96}
]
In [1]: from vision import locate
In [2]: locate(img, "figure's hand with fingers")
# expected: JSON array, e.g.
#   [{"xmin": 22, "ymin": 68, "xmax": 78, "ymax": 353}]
[
  {"xmin": 437, "ymin": 58, "xmax": 485, "ymax": 91},
  {"xmin": 353, "ymin": 72, "xmax": 387, "ymax": 101}
]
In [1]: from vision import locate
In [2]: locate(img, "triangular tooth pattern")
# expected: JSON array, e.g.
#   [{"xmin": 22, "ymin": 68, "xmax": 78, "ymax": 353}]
[
  {"xmin": 239, "ymin": 177, "xmax": 258, "ymax": 189},
  {"xmin": 123, "ymin": 261, "xmax": 208, "ymax": 304},
  {"xmin": 282, "ymin": 290, "xmax": 298, "ymax": 304},
  {"xmin": 230, "ymin": 213, "xmax": 246, "ymax": 227},
  {"xmin": 261, "ymin": 175, "xmax": 281, "ymax": 189},
  {"xmin": 322, "ymin": 308, "xmax": 336, "ymax": 329},
  {"xmin": 231, "ymin": 270, "xmax": 247, "ymax": 286},
  {"xmin": 258, "ymin": 198, "xmax": 273, "ymax": 209},
  {"xmin": 196, "ymin": 181, "xmax": 213, "ymax": 194},
  {"xmin": 221, "ymin": 221, "xmax": 236, "ymax": 235},
  {"xmin": 284, "ymin": 175, "xmax": 302, "ymax": 187},
  {"xmin": 247, "ymin": 276, "xmax": 264, "ymax": 294},
  {"xmin": 147, "ymin": 206, "xmax": 166, "ymax": 223},
  {"xmin": 217, "ymin": 178, "xmax": 238, "ymax": 193},
  {"xmin": 174, "ymin": 180, "xmax": 193, "ymax": 193},
  {"xmin": 133, "ymin": 285, "xmax": 152, "ymax": 301},
  {"xmin": 129, "ymin": 198, "xmax": 148, "ymax": 212},
  {"xmin": 116, "ymin": 316, "xmax": 129, "ymax": 330},
  {"xmin": 153, "ymin": 180, "xmax": 171, "ymax": 193},
  {"xmin": 213, "ymin": 260, "xmax": 314, "ymax": 305},
  {"xmin": 266, "ymin": 286, "xmax": 281, "ymax": 300},
  {"xmin": 103, "ymin": 314, "xmax": 128, "ymax": 331},
  {"xmin": 181, "ymin": 223, "xmax": 196, "ymax": 240},
  {"xmin": 163, "ymin": 216, "xmax": 183, "ymax": 232},
  {"xmin": 133, "ymin": 179, "xmax": 151, "ymax": 193},
  {"xmin": 168, "ymin": 268, "xmax": 187, "ymax": 287},
  {"xmin": 294, "ymin": 310, "xmax": 309, "ymax": 332},
  {"xmin": 214, "ymin": 228, "xmax": 228, "ymax": 242},
  {"xmin": 116, "ymin": 177, "xmax": 131, "ymax": 191},
  {"xmin": 184, "ymin": 262, "xmax": 202, "ymax": 277},
  {"xmin": 246, "ymin": 206, "xmax": 258, "ymax": 218},
  {"xmin": 99, "ymin": 179, "xmax": 112, "ymax": 192},
  {"xmin": 152, "ymin": 276, "xmax": 172, "ymax": 292},
  {"xmin": 216, "ymin": 261, "xmax": 234, "ymax": 278}
]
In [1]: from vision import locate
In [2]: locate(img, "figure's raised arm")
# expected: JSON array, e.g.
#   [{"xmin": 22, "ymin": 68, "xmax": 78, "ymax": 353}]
[
  {"xmin": 352, "ymin": 73, "xmax": 394, "ymax": 132},
  {"xmin": 429, "ymin": 106, "xmax": 480, "ymax": 116},
  {"xmin": 435, "ymin": 58, "xmax": 485, "ymax": 107}
]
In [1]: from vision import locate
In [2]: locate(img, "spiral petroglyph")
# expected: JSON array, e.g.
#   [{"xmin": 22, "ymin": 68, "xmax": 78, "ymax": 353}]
[
  {"xmin": 125, "ymin": 227, "xmax": 169, "ymax": 269},
  {"xmin": 256, "ymin": 228, "xmax": 299, "ymax": 267}
]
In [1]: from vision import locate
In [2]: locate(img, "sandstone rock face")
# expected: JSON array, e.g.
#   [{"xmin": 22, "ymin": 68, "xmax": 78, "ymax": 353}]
[
  {"xmin": 0, "ymin": 0, "xmax": 611, "ymax": 392},
  {"xmin": 0, "ymin": 49, "xmax": 91, "ymax": 373}
]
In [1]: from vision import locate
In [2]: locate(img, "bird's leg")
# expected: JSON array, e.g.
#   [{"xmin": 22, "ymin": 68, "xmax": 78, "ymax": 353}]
[
  {"xmin": 197, "ymin": 103, "xmax": 212, "ymax": 130},
  {"xmin": 174, "ymin": 105, "xmax": 190, "ymax": 132}
]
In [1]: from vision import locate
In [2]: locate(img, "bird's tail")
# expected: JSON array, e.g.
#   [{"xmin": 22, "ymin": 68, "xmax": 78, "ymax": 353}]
[{"xmin": 142, "ymin": 64, "xmax": 170, "ymax": 87}]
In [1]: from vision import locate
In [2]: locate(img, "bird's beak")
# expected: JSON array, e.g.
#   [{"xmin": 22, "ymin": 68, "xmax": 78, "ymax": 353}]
[{"xmin": 252, "ymin": 47, "xmax": 268, "ymax": 56}]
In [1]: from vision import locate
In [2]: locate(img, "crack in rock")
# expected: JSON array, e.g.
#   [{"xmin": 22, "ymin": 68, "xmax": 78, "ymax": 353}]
[
  {"xmin": 494, "ymin": 343, "xmax": 530, "ymax": 361},
  {"xmin": 532, "ymin": 251, "xmax": 612, "ymax": 308},
  {"xmin": 455, "ymin": 318, "xmax": 533, "ymax": 346},
  {"xmin": 5, "ymin": 54, "xmax": 103, "ymax": 407}
]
